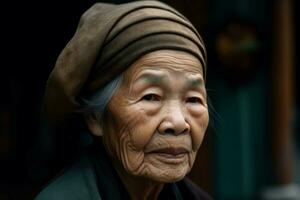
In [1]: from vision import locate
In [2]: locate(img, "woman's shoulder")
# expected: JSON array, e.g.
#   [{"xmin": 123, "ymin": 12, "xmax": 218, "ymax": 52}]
[{"xmin": 34, "ymin": 156, "xmax": 101, "ymax": 200}]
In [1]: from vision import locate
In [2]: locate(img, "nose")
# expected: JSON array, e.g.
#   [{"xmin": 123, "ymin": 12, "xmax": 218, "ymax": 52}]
[{"xmin": 158, "ymin": 103, "xmax": 190, "ymax": 135}]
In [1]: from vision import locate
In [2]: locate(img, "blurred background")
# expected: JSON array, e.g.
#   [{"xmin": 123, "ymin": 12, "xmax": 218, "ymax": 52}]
[{"xmin": 1, "ymin": 0, "xmax": 299, "ymax": 199}]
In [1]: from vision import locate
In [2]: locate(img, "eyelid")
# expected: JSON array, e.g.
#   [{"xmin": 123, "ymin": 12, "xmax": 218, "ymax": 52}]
[
  {"xmin": 188, "ymin": 87, "xmax": 207, "ymax": 97},
  {"xmin": 142, "ymin": 87, "xmax": 162, "ymax": 95}
]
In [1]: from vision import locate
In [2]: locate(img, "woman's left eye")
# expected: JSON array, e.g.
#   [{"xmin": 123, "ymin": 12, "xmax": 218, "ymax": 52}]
[{"xmin": 186, "ymin": 97, "xmax": 202, "ymax": 104}]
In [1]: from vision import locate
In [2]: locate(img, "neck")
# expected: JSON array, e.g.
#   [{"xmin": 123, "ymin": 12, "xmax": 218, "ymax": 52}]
[{"xmin": 113, "ymin": 160, "xmax": 164, "ymax": 200}]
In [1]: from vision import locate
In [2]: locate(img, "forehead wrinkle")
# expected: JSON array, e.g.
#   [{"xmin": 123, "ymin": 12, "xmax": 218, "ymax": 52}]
[
  {"xmin": 136, "ymin": 61, "xmax": 202, "ymax": 75},
  {"xmin": 136, "ymin": 51, "xmax": 203, "ymax": 74}
]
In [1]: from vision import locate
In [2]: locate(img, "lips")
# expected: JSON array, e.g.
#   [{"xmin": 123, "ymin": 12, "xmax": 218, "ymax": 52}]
[{"xmin": 148, "ymin": 147, "xmax": 188, "ymax": 156}]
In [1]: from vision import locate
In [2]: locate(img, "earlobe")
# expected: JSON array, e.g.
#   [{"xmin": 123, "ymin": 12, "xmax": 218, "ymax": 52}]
[{"xmin": 85, "ymin": 114, "xmax": 103, "ymax": 137}]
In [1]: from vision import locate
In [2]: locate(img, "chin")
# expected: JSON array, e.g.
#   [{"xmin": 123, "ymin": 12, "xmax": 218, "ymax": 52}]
[
  {"xmin": 143, "ymin": 166, "xmax": 190, "ymax": 183},
  {"xmin": 150, "ymin": 172, "xmax": 187, "ymax": 183}
]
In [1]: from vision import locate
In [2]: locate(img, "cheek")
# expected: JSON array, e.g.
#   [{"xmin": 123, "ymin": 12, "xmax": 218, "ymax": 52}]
[
  {"xmin": 118, "ymin": 106, "xmax": 160, "ymax": 150},
  {"xmin": 189, "ymin": 108, "xmax": 209, "ymax": 151}
]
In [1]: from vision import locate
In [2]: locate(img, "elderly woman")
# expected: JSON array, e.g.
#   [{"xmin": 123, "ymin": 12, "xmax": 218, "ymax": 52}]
[{"xmin": 36, "ymin": 1, "xmax": 211, "ymax": 200}]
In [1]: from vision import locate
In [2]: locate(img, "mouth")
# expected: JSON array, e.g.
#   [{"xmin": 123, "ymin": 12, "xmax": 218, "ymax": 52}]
[
  {"xmin": 149, "ymin": 147, "xmax": 188, "ymax": 156},
  {"xmin": 144, "ymin": 145, "xmax": 191, "ymax": 164},
  {"xmin": 146, "ymin": 147, "xmax": 189, "ymax": 164}
]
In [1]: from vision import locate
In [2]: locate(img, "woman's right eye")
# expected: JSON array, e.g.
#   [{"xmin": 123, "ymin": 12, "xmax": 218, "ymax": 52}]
[{"xmin": 142, "ymin": 94, "xmax": 160, "ymax": 101}]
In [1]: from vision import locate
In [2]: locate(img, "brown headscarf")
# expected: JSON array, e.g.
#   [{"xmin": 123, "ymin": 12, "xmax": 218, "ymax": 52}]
[{"xmin": 44, "ymin": 0, "xmax": 207, "ymax": 124}]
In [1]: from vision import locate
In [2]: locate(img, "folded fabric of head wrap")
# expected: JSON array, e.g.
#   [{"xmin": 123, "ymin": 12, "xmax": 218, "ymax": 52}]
[{"xmin": 44, "ymin": 0, "xmax": 207, "ymax": 124}]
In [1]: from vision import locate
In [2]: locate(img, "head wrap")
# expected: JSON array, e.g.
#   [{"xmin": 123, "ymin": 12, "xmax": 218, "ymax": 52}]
[{"xmin": 44, "ymin": 0, "xmax": 207, "ymax": 124}]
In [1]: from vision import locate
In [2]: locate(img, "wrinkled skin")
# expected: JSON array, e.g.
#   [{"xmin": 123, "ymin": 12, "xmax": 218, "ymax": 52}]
[{"xmin": 87, "ymin": 50, "xmax": 209, "ymax": 199}]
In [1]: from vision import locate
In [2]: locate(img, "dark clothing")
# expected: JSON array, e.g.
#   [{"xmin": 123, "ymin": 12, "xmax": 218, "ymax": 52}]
[{"xmin": 35, "ymin": 143, "xmax": 212, "ymax": 200}]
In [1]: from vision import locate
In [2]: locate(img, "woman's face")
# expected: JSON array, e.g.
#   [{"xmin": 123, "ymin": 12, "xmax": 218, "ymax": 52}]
[{"xmin": 102, "ymin": 50, "xmax": 209, "ymax": 183}]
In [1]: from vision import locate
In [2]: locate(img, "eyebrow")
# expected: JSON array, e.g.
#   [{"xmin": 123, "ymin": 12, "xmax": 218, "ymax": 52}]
[
  {"xmin": 184, "ymin": 77, "xmax": 204, "ymax": 90},
  {"xmin": 134, "ymin": 72, "xmax": 169, "ymax": 86}
]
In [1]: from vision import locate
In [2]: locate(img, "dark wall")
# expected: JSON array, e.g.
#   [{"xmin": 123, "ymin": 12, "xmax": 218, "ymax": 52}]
[{"xmin": 2, "ymin": 1, "xmax": 131, "ymax": 199}]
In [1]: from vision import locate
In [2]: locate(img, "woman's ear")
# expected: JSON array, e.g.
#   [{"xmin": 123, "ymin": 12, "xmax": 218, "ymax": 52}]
[{"xmin": 84, "ymin": 114, "xmax": 103, "ymax": 137}]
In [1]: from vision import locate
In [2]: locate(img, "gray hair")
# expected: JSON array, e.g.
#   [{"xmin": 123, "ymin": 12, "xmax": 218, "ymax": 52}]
[{"xmin": 78, "ymin": 74, "xmax": 123, "ymax": 121}]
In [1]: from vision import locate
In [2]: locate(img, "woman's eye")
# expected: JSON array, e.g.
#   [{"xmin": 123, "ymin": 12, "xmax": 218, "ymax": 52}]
[
  {"xmin": 187, "ymin": 97, "xmax": 202, "ymax": 104},
  {"xmin": 142, "ymin": 94, "xmax": 160, "ymax": 101}
]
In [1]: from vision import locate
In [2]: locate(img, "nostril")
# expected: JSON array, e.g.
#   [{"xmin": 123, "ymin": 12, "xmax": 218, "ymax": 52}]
[
  {"xmin": 164, "ymin": 128, "xmax": 175, "ymax": 134},
  {"xmin": 182, "ymin": 128, "xmax": 189, "ymax": 133},
  {"xmin": 163, "ymin": 128, "xmax": 189, "ymax": 135}
]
